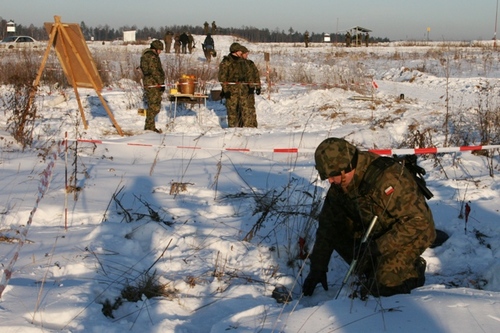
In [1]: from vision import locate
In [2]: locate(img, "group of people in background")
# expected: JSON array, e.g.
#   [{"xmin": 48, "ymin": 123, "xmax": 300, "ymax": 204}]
[
  {"xmin": 162, "ymin": 20, "xmax": 218, "ymax": 55},
  {"xmin": 345, "ymin": 32, "xmax": 370, "ymax": 47},
  {"xmin": 203, "ymin": 21, "xmax": 217, "ymax": 35},
  {"xmin": 163, "ymin": 31, "xmax": 195, "ymax": 54}
]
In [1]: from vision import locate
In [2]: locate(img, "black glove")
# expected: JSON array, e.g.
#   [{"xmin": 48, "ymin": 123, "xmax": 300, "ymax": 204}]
[
  {"xmin": 255, "ymin": 87, "xmax": 261, "ymax": 95},
  {"xmin": 248, "ymin": 87, "xmax": 255, "ymax": 94},
  {"xmin": 302, "ymin": 269, "xmax": 328, "ymax": 296},
  {"xmin": 355, "ymin": 240, "xmax": 380, "ymax": 259},
  {"xmin": 220, "ymin": 90, "xmax": 225, "ymax": 99},
  {"xmin": 223, "ymin": 90, "xmax": 231, "ymax": 99},
  {"xmin": 160, "ymin": 86, "xmax": 166, "ymax": 92}
]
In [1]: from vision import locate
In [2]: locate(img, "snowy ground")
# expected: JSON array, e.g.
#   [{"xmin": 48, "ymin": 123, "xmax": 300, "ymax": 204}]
[{"xmin": 1, "ymin": 36, "xmax": 500, "ymax": 332}]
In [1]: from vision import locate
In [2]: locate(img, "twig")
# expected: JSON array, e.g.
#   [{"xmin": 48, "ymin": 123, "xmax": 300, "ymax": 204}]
[
  {"xmin": 101, "ymin": 179, "xmax": 124, "ymax": 223},
  {"xmin": 145, "ymin": 238, "xmax": 173, "ymax": 275},
  {"xmin": 150, "ymin": 134, "xmax": 166, "ymax": 176},
  {"xmin": 113, "ymin": 186, "xmax": 133, "ymax": 222},
  {"xmin": 32, "ymin": 235, "xmax": 62, "ymax": 323},
  {"xmin": 458, "ymin": 183, "xmax": 469, "ymax": 219}
]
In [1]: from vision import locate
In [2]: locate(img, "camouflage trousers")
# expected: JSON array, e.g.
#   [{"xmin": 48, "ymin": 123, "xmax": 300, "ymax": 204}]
[
  {"xmin": 356, "ymin": 227, "xmax": 433, "ymax": 296},
  {"xmin": 144, "ymin": 88, "xmax": 162, "ymax": 130},
  {"xmin": 331, "ymin": 217, "xmax": 434, "ymax": 296},
  {"xmin": 225, "ymin": 89, "xmax": 257, "ymax": 128}
]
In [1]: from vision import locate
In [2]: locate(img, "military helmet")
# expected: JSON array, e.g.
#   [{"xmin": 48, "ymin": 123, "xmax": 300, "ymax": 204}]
[
  {"xmin": 240, "ymin": 45, "xmax": 249, "ymax": 53},
  {"xmin": 314, "ymin": 138, "xmax": 359, "ymax": 180},
  {"xmin": 150, "ymin": 40, "xmax": 164, "ymax": 50},
  {"xmin": 229, "ymin": 42, "xmax": 242, "ymax": 53}
]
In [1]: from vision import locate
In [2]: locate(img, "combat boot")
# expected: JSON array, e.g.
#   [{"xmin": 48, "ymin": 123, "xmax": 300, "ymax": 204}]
[{"xmin": 415, "ymin": 256, "xmax": 427, "ymax": 287}]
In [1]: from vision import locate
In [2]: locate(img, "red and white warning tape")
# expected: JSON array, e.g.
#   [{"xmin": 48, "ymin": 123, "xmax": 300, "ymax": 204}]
[
  {"xmin": 368, "ymin": 145, "xmax": 500, "ymax": 156},
  {"xmin": 73, "ymin": 138, "xmax": 500, "ymax": 155}
]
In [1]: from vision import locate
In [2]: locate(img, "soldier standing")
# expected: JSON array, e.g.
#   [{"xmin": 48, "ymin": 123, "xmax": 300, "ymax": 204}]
[
  {"xmin": 211, "ymin": 21, "xmax": 217, "ymax": 35},
  {"xmin": 303, "ymin": 137, "xmax": 436, "ymax": 298},
  {"xmin": 218, "ymin": 43, "xmax": 247, "ymax": 128},
  {"xmin": 179, "ymin": 32, "xmax": 189, "ymax": 54},
  {"xmin": 304, "ymin": 31, "xmax": 310, "ymax": 48},
  {"xmin": 163, "ymin": 31, "xmax": 173, "ymax": 53},
  {"xmin": 345, "ymin": 31, "xmax": 351, "ymax": 47},
  {"xmin": 203, "ymin": 21, "xmax": 210, "ymax": 34},
  {"xmin": 187, "ymin": 32, "xmax": 195, "ymax": 54},
  {"xmin": 140, "ymin": 40, "xmax": 165, "ymax": 133},
  {"xmin": 173, "ymin": 33, "xmax": 181, "ymax": 54}
]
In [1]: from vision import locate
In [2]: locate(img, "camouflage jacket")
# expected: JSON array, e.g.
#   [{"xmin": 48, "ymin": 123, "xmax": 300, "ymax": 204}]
[
  {"xmin": 309, "ymin": 151, "xmax": 436, "ymax": 272},
  {"xmin": 164, "ymin": 33, "xmax": 173, "ymax": 43},
  {"xmin": 218, "ymin": 54, "xmax": 249, "ymax": 92},
  {"xmin": 244, "ymin": 59, "xmax": 261, "ymax": 89},
  {"xmin": 140, "ymin": 48, "xmax": 165, "ymax": 87}
]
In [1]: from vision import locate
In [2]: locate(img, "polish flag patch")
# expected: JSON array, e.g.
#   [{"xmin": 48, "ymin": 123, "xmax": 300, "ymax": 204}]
[{"xmin": 384, "ymin": 186, "xmax": 395, "ymax": 195}]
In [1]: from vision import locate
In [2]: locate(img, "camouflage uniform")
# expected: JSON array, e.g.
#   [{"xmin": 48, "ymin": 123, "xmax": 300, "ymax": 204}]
[
  {"xmin": 308, "ymin": 138, "xmax": 436, "ymax": 297},
  {"xmin": 218, "ymin": 43, "xmax": 254, "ymax": 128},
  {"xmin": 163, "ymin": 31, "xmax": 173, "ymax": 53},
  {"xmin": 187, "ymin": 33, "xmax": 194, "ymax": 54},
  {"xmin": 241, "ymin": 47, "xmax": 260, "ymax": 128},
  {"xmin": 173, "ymin": 34, "xmax": 181, "ymax": 54},
  {"xmin": 346, "ymin": 32, "xmax": 351, "ymax": 47},
  {"xmin": 140, "ymin": 41, "xmax": 165, "ymax": 131}
]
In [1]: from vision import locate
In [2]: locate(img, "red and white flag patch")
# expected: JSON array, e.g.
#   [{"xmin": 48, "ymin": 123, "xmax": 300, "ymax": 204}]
[{"xmin": 384, "ymin": 186, "xmax": 394, "ymax": 195}]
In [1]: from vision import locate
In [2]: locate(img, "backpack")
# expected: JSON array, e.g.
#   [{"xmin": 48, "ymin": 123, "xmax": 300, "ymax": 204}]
[{"xmin": 360, "ymin": 155, "xmax": 433, "ymax": 200}]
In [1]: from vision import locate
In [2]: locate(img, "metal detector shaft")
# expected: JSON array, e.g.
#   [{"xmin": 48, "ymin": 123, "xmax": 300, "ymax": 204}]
[{"xmin": 335, "ymin": 215, "xmax": 378, "ymax": 299}]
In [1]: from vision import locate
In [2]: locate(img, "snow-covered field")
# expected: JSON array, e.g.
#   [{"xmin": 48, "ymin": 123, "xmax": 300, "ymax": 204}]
[{"xmin": 1, "ymin": 36, "xmax": 499, "ymax": 332}]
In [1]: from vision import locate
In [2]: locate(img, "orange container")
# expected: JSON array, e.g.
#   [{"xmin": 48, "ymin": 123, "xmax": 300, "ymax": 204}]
[{"xmin": 178, "ymin": 78, "xmax": 196, "ymax": 95}]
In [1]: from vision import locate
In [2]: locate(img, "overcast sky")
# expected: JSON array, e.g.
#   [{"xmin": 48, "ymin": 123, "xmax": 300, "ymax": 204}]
[{"xmin": 2, "ymin": 0, "xmax": 498, "ymax": 41}]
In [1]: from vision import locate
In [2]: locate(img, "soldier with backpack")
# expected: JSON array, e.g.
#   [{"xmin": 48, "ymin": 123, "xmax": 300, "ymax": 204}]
[
  {"xmin": 303, "ymin": 137, "xmax": 437, "ymax": 298},
  {"xmin": 202, "ymin": 33, "xmax": 216, "ymax": 61},
  {"xmin": 179, "ymin": 32, "xmax": 189, "ymax": 54}
]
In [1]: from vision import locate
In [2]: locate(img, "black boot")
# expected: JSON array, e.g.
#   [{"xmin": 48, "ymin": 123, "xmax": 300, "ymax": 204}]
[{"xmin": 415, "ymin": 256, "xmax": 427, "ymax": 287}]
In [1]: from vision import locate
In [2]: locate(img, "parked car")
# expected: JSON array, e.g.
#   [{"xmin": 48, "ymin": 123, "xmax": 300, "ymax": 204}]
[{"xmin": 0, "ymin": 35, "xmax": 38, "ymax": 49}]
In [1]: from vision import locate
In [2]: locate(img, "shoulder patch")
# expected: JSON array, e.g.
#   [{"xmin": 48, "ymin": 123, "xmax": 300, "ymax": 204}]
[{"xmin": 384, "ymin": 186, "xmax": 395, "ymax": 196}]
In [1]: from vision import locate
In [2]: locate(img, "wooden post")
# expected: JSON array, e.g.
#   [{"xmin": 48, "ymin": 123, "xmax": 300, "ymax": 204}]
[{"xmin": 264, "ymin": 52, "xmax": 270, "ymax": 100}]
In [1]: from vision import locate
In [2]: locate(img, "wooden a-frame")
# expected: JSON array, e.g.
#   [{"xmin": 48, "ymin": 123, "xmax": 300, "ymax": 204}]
[{"xmin": 29, "ymin": 15, "xmax": 123, "ymax": 136}]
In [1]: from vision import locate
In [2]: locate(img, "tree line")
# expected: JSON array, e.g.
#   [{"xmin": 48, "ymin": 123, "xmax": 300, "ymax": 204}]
[{"xmin": 1, "ymin": 17, "xmax": 389, "ymax": 43}]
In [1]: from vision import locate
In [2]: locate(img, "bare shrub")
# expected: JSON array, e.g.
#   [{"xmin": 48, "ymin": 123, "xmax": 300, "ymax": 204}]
[
  {"xmin": 0, "ymin": 49, "xmax": 40, "ymax": 85},
  {"xmin": 399, "ymin": 122, "xmax": 436, "ymax": 149},
  {"xmin": 92, "ymin": 53, "xmax": 113, "ymax": 87},
  {"xmin": 5, "ymin": 85, "xmax": 36, "ymax": 148}
]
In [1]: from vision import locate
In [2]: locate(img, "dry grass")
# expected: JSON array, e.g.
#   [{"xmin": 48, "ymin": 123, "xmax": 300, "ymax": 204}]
[{"xmin": 121, "ymin": 271, "xmax": 175, "ymax": 302}]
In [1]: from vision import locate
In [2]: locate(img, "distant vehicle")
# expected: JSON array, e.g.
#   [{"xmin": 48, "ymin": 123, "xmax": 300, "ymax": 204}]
[{"xmin": 0, "ymin": 35, "xmax": 38, "ymax": 49}]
